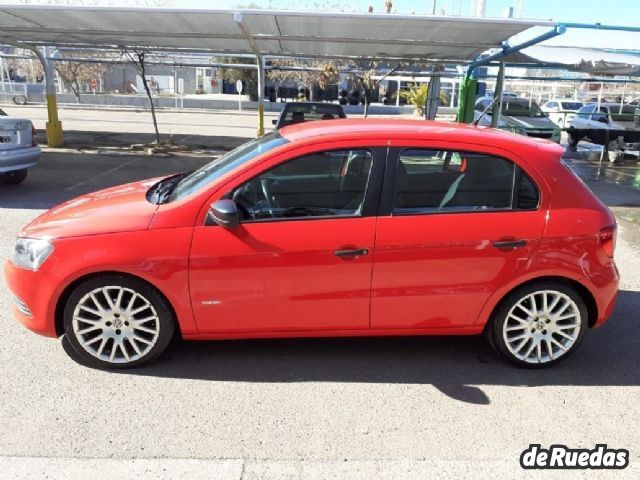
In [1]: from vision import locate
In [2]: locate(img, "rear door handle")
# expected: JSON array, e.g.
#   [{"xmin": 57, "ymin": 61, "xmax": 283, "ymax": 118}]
[
  {"xmin": 334, "ymin": 248, "xmax": 369, "ymax": 257},
  {"xmin": 493, "ymin": 239, "xmax": 527, "ymax": 249}
]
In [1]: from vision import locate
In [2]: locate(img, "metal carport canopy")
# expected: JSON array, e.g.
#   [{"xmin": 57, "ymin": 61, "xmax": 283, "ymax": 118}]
[
  {"xmin": 504, "ymin": 45, "xmax": 640, "ymax": 76},
  {"xmin": 0, "ymin": 5, "xmax": 553, "ymax": 61}
]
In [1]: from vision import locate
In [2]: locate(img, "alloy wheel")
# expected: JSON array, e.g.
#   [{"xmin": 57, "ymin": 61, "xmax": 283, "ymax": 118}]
[
  {"xmin": 502, "ymin": 289, "xmax": 582, "ymax": 364},
  {"xmin": 71, "ymin": 286, "xmax": 160, "ymax": 364}
]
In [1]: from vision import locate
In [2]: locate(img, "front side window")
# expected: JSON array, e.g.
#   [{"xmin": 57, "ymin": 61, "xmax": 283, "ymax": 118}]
[
  {"xmin": 393, "ymin": 149, "xmax": 537, "ymax": 214},
  {"xmin": 231, "ymin": 149, "xmax": 373, "ymax": 221}
]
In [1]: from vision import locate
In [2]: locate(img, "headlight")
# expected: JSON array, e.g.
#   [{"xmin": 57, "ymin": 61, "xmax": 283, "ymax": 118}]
[{"xmin": 12, "ymin": 238, "xmax": 54, "ymax": 270}]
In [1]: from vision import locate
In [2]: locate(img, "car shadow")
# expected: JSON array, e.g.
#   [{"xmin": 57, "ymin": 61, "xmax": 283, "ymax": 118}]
[{"xmin": 93, "ymin": 289, "xmax": 640, "ymax": 405}]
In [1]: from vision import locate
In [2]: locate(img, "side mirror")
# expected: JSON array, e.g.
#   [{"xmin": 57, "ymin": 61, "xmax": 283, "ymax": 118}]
[
  {"xmin": 272, "ymin": 119, "xmax": 277, "ymax": 125},
  {"xmin": 207, "ymin": 199, "xmax": 239, "ymax": 228}
]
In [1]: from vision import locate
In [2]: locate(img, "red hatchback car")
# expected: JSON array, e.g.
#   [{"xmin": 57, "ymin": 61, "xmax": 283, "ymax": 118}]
[{"xmin": 5, "ymin": 120, "xmax": 618, "ymax": 369}]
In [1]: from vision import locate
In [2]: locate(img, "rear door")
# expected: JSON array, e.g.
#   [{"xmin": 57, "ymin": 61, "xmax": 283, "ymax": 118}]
[{"xmin": 370, "ymin": 144, "xmax": 547, "ymax": 331}]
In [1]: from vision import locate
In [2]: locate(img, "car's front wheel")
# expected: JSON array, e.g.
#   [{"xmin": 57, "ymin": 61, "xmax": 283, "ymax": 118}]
[
  {"xmin": 63, "ymin": 275, "xmax": 175, "ymax": 369},
  {"xmin": 488, "ymin": 282, "xmax": 588, "ymax": 367},
  {"xmin": 1, "ymin": 168, "xmax": 28, "ymax": 185}
]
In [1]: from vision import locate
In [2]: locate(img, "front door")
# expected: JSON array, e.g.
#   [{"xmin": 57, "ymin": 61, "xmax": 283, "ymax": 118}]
[
  {"xmin": 371, "ymin": 147, "xmax": 547, "ymax": 330},
  {"xmin": 190, "ymin": 147, "xmax": 384, "ymax": 333}
]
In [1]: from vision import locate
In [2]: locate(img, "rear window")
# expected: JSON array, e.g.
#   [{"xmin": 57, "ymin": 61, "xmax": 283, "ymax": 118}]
[
  {"xmin": 560, "ymin": 102, "xmax": 583, "ymax": 111},
  {"xmin": 279, "ymin": 104, "xmax": 345, "ymax": 127}
]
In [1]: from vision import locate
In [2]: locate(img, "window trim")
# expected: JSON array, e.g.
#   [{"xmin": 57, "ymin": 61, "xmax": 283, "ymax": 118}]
[
  {"xmin": 222, "ymin": 146, "xmax": 386, "ymax": 225},
  {"xmin": 379, "ymin": 146, "xmax": 541, "ymax": 217}
]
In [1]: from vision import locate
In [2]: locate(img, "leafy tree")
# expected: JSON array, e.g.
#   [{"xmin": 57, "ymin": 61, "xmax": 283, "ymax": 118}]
[
  {"xmin": 214, "ymin": 57, "xmax": 259, "ymax": 100},
  {"xmin": 400, "ymin": 83, "xmax": 428, "ymax": 115}
]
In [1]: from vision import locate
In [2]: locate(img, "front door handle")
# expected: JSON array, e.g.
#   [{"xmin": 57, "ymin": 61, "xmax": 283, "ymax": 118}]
[
  {"xmin": 334, "ymin": 248, "xmax": 369, "ymax": 257},
  {"xmin": 493, "ymin": 239, "xmax": 527, "ymax": 249}
]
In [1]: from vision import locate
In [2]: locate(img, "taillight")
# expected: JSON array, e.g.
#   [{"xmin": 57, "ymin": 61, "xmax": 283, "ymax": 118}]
[
  {"xmin": 31, "ymin": 124, "xmax": 37, "ymax": 147},
  {"xmin": 598, "ymin": 225, "xmax": 617, "ymax": 258}
]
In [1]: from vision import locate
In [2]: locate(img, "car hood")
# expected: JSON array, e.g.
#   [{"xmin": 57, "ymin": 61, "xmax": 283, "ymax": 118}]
[
  {"xmin": 499, "ymin": 115, "xmax": 557, "ymax": 129},
  {"xmin": 21, "ymin": 178, "xmax": 161, "ymax": 240}
]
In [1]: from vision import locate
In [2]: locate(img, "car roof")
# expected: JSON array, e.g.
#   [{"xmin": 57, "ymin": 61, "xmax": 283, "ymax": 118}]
[{"xmin": 279, "ymin": 118, "xmax": 553, "ymax": 151}]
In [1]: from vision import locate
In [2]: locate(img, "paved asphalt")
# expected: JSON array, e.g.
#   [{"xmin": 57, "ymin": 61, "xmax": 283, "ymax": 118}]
[{"xmin": 0, "ymin": 115, "xmax": 639, "ymax": 479}]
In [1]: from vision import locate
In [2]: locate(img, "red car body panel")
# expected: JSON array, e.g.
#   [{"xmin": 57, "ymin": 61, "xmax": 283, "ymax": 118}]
[{"xmin": 4, "ymin": 120, "xmax": 619, "ymax": 343}]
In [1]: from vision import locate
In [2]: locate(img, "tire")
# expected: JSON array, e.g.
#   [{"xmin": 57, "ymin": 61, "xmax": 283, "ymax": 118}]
[
  {"xmin": 487, "ymin": 281, "xmax": 588, "ymax": 368},
  {"xmin": 12, "ymin": 95, "xmax": 27, "ymax": 106},
  {"xmin": 62, "ymin": 274, "xmax": 176, "ymax": 369},
  {"xmin": 567, "ymin": 132, "xmax": 580, "ymax": 148},
  {"xmin": 1, "ymin": 169, "xmax": 28, "ymax": 185}
]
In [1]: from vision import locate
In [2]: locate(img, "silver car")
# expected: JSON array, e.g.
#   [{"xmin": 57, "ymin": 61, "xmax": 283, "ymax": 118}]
[
  {"xmin": 541, "ymin": 100, "xmax": 584, "ymax": 128},
  {"xmin": 0, "ymin": 107, "xmax": 41, "ymax": 185},
  {"xmin": 474, "ymin": 97, "xmax": 561, "ymax": 143}
]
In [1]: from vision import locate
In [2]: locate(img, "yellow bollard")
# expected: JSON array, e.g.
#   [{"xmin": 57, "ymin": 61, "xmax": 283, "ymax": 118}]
[
  {"xmin": 45, "ymin": 94, "xmax": 64, "ymax": 147},
  {"xmin": 257, "ymin": 104, "xmax": 265, "ymax": 137}
]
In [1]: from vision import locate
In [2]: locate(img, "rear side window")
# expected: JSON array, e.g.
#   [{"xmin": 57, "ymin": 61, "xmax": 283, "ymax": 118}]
[{"xmin": 393, "ymin": 149, "xmax": 538, "ymax": 214}]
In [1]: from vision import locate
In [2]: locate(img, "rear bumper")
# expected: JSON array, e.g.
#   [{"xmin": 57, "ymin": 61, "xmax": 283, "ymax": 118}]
[{"xmin": 0, "ymin": 146, "xmax": 41, "ymax": 172}]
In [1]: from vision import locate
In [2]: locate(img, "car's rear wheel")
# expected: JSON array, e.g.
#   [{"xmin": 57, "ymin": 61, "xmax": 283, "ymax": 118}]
[
  {"xmin": 1, "ymin": 169, "xmax": 28, "ymax": 185},
  {"xmin": 63, "ymin": 275, "xmax": 175, "ymax": 369},
  {"xmin": 567, "ymin": 132, "xmax": 580, "ymax": 148},
  {"xmin": 488, "ymin": 282, "xmax": 588, "ymax": 368}
]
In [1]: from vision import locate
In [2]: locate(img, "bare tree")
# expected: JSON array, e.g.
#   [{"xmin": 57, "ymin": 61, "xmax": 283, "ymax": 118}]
[
  {"xmin": 268, "ymin": 59, "xmax": 341, "ymax": 101},
  {"xmin": 122, "ymin": 49, "xmax": 160, "ymax": 144},
  {"xmin": 54, "ymin": 52, "xmax": 110, "ymax": 103},
  {"xmin": 349, "ymin": 62, "xmax": 400, "ymax": 117}
]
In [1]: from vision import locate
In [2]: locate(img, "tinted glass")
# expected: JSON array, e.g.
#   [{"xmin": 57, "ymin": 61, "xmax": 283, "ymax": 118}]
[
  {"xmin": 0, "ymin": 108, "xmax": 6, "ymax": 116},
  {"xmin": 232, "ymin": 149, "xmax": 373, "ymax": 221},
  {"xmin": 560, "ymin": 102, "xmax": 583, "ymax": 110},
  {"xmin": 170, "ymin": 133, "xmax": 288, "ymax": 201},
  {"xmin": 393, "ymin": 150, "xmax": 517, "ymax": 214},
  {"xmin": 577, "ymin": 105, "xmax": 595, "ymax": 118},
  {"xmin": 502, "ymin": 100, "xmax": 545, "ymax": 117},
  {"xmin": 279, "ymin": 104, "xmax": 345, "ymax": 127},
  {"xmin": 517, "ymin": 171, "xmax": 540, "ymax": 209}
]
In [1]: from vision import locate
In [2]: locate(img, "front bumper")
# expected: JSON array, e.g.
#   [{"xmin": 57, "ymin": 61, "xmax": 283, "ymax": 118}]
[
  {"xmin": 4, "ymin": 259, "xmax": 59, "ymax": 338},
  {"xmin": 0, "ymin": 146, "xmax": 41, "ymax": 173}
]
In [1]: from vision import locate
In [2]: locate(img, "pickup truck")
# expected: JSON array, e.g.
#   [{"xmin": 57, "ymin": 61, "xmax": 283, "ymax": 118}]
[
  {"xmin": 568, "ymin": 103, "xmax": 640, "ymax": 161},
  {"xmin": 0, "ymin": 107, "xmax": 40, "ymax": 184}
]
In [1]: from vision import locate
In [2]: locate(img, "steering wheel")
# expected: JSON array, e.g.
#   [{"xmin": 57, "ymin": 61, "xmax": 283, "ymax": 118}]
[{"xmin": 260, "ymin": 178, "xmax": 279, "ymax": 216}]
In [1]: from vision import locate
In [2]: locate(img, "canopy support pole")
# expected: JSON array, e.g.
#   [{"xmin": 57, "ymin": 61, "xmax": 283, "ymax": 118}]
[
  {"xmin": 234, "ymin": 13, "xmax": 265, "ymax": 136},
  {"xmin": 457, "ymin": 24, "xmax": 566, "ymax": 124},
  {"xmin": 490, "ymin": 61, "xmax": 505, "ymax": 128},
  {"xmin": 2, "ymin": 42, "xmax": 64, "ymax": 146}
]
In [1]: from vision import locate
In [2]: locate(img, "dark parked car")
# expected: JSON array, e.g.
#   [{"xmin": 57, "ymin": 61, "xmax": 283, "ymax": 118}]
[{"xmin": 273, "ymin": 102, "xmax": 346, "ymax": 129}]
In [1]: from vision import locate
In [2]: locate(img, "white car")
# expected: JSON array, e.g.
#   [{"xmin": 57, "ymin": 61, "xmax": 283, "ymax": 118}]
[
  {"xmin": 474, "ymin": 97, "xmax": 561, "ymax": 143},
  {"xmin": 568, "ymin": 103, "xmax": 640, "ymax": 149},
  {"xmin": 541, "ymin": 100, "xmax": 584, "ymax": 128},
  {"xmin": 0, "ymin": 107, "xmax": 41, "ymax": 185}
]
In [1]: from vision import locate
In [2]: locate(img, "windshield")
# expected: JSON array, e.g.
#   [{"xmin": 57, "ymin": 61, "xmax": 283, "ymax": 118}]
[
  {"xmin": 560, "ymin": 102, "xmax": 583, "ymax": 111},
  {"xmin": 502, "ymin": 100, "xmax": 546, "ymax": 117},
  {"xmin": 169, "ymin": 133, "xmax": 288, "ymax": 202}
]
